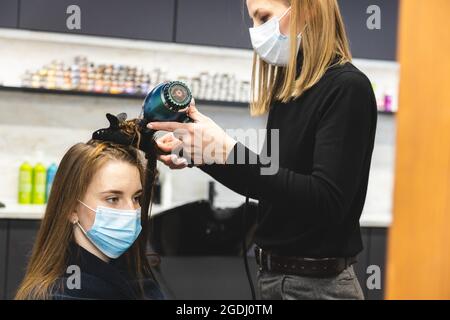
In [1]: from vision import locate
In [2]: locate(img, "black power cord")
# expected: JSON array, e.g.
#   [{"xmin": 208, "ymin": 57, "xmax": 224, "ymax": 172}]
[{"xmin": 242, "ymin": 193, "xmax": 256, "ymax": 300}]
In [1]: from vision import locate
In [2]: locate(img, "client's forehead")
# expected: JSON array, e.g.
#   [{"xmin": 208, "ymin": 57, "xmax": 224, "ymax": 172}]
[{"xmin": 88, "ymin": 160, "xmax": 142, "ymax": 194}]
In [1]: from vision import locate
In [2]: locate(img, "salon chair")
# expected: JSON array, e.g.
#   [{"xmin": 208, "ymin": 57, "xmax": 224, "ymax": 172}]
[{"xmin": 148, "ymin": 200, "xmax": 259, "ymax": 300}]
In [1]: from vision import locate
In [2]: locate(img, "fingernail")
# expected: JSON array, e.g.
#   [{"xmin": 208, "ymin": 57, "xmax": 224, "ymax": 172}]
[{"xmin": 147, "ymin": 123, "xmax": 153, "ymax": 129}]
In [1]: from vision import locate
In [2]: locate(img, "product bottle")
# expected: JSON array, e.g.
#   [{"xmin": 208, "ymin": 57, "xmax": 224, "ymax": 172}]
[
  {"xmin": 18, "ymin": 161, "xmax": 33, "ymax": 204},
  {"xmin": 32, "ymin": 162, "xmax": 47, "ymax": 204},
  {"xmin": 384, "ymin": 89, "xmax": 394, "ymax": 113},
  {"xmin": 46, "ymin": 163, "xmax": 58, "ymax": 203}
]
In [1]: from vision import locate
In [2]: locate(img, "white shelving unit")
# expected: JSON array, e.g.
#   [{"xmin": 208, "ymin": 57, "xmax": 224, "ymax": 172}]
[
  {"xmin": 0, "ymin": 28, "xmax": 253, "ymax": 88},
  {"xmin": 0, "ymin": 28, "xmax": 399, "ymax": 112}
]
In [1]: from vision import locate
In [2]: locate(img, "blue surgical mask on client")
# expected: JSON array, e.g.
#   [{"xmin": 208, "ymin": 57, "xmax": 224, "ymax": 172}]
[{"xmin": 76, "ymin": 200, "xmax": 142, "ymax": 259}]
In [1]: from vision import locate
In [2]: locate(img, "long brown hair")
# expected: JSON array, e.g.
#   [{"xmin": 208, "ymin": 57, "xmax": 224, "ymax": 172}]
[
  {"xmin": 15, "ymin": 119, "xmax": 157, "ymax": 300},
  {"xmin": 250, "ymin": 0, "xmax": 352, "ymax": 115}
]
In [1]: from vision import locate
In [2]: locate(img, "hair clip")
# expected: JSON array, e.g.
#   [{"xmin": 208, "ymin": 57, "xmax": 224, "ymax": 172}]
[{"xmin": 92, "ymin": 113, "xmax": 155, "ymax": 155}]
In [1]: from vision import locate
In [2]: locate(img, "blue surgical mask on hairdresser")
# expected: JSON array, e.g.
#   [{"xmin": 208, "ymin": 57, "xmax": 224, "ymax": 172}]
[{"xmin": 76, "ymin": 200, "xmax": 142, "ymax": 259}]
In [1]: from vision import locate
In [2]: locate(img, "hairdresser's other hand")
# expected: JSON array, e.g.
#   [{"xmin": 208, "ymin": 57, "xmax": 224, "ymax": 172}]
[
  {"xmin": 148, "ymin": 100, "xmax": 237, "ymax": 166},
  {"xmin": 156, "ymin": 133, "xmax": 189, "ymax": 169}
]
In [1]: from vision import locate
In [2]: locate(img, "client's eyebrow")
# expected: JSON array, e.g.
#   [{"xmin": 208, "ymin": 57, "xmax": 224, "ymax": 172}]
[
  {"xmin": 100, "ymin": 190, "xmax": 124, "ymax": 195},
  {"xmin": 100, "ymin": 189, "xmax": 143, "ymax": 195}
]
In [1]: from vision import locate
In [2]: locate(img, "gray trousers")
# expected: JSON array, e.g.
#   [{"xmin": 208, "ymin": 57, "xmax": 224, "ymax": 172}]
[{"xmin": 257, "ymin": 265, "xmax": 365, "ymax": 300}]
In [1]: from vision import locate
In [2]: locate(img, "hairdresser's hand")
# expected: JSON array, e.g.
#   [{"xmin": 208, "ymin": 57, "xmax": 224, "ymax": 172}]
[
  {"xmin": 155, "ymin": 133, "xmax": 189, "ymax": 169},
  {"xmin": 149, "ymin": 100, "xmax": 237, "ymax": 166}
]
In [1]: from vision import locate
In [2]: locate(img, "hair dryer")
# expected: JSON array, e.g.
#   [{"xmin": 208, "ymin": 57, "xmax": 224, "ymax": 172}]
[{"xmin": 142, "ymin": 81, "xmax": 192, "ymax": 123}]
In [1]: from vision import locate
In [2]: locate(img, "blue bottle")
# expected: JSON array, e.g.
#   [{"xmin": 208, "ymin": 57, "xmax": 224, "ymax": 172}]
[{"xmin": 46, "ymin": 163, "xmax": 58, "ymax": 203}]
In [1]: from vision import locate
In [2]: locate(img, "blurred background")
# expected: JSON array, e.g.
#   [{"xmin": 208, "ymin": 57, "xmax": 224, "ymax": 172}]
[{"xmin": 0, "ymin": 0, "xmax": 448, "ymax": 300}]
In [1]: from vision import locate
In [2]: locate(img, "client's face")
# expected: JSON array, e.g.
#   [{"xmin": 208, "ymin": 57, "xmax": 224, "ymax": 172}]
[{"xmin": 77, "ymin": 160, "xmax": 143, "ymax": 231}]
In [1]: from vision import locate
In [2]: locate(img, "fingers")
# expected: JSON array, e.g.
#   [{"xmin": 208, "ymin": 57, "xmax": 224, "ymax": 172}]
[
  {"xmin": 156, "ymin": 141, "xmax": 177, "ymax": 153},
  {"xmin": 177, "ymin": 106, "xmax": 190, "ymax": 113},
  {"xmin": 156, "ymin": 133, "xmax": 182, "ymax": 153},
  {"xmin": 172, "ymin": 128, "xmax": 190, "ymax": 141},
  {"xmin": 147, "ymin": 121, "xmax": 190, "ymax": 132},
  {"xmin": 187, "ymin": 99, "xmax": 209, "ymax": 123},
  {"xmin": 158, "ymin": 154, "xmax": 188, "ymax": 170}
]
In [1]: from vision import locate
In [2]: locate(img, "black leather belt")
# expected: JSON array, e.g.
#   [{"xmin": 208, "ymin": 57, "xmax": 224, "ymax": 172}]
[{"xmin": 255, "ymin": 246, "xmax": 357, "ymax": 278}]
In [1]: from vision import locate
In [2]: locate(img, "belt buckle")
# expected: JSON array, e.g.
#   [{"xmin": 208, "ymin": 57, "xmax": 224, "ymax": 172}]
[
  {"xmin": 256, "ymin": 247, "xmax": 272, "ymax": 272},
  {"xmin": 257, "ymin": 247, "xmax": 263, "ymax": 271}
]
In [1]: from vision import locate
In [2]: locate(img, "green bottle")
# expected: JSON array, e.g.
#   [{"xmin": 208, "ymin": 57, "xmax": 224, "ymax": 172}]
[
  {"xmin": 18, "ymin": 161, "xmax": 33, "ymax": 204},
  {"xmin": 32, "ymin": 162, "xmax": 47, "ymax": 205}
]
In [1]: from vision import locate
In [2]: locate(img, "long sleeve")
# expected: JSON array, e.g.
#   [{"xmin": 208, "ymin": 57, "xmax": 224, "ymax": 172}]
[{"xmin": 200, "ymin": 72, "xmax": 377, "ymax": 227}]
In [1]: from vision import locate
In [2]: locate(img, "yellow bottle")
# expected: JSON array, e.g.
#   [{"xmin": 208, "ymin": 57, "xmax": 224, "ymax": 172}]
[
  {"xmin": 18, "ymin": 161, "xmax": 33, "ymax": 204},
  {"xmin": 32, "ymin": 163, "xmax": 47, "ymax": 205}
]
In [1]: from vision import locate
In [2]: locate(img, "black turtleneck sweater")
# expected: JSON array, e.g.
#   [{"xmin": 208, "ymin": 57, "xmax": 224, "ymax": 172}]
[
  {"xmin": 200, "ymin": 61, "xmax": 377, "ymax": 258},
  {"xmin": 50, "ymin": 243, "xmax": 163, "ymax": 300}
]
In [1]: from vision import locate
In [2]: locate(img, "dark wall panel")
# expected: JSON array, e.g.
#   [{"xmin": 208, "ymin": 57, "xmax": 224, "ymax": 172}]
[
  {"xmin": 0, "ymin": 221, "xmax": 8, "ymax": 300},
  {"xmin": 339, "ymin": 0, "xmax": 399, "ymax": 60},
  {"xmin": 354, "ymin": 227, "xmax": 371, "ymax": 298},
  {"xmin": 13, "ymin": 0, "xmax": 399, "ymax": 57},
  {"xmin": 176, "ymin": 0, "xmax": 252, "ymax": 49},
  {"xmin": 366, "ymin": 228, "xmax": 387, "ymax": 300},
  {"xmin": 5, "ymin": 220, "xmax": 40, "ymax": 299},
  {"xmin": 19, "ymin": 0, "xmax": 175, "ymax": 42},
  {"xmin": 0, "ymin": 0, "xmax": 18, "ymax": 28}
]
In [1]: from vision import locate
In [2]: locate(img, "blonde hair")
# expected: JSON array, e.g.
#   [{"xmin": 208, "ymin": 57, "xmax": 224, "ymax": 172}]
[
  {"xmin": 250, "ymin": 0, "xmax": 352, "ymax": 115},
  {"xmin": 15, "ymin": 120, "xmax": 158, "ymax": 300}
]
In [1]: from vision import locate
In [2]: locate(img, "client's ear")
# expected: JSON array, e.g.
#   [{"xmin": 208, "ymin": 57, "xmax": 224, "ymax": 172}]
[{"xmin": 69, "ymin": 211, "xmax": 79, "ymax": 225}]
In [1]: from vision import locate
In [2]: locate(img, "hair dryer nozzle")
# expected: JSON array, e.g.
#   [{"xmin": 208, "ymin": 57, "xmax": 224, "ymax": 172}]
[{"xmin": 142, "ymin": 81, "xmax": 192, "ymax": 123}]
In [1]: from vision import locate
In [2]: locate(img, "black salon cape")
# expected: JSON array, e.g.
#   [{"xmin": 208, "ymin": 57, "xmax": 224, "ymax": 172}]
[{"xmin": 51, "ymin": 242, "xmax": 164, "ymax": 300}]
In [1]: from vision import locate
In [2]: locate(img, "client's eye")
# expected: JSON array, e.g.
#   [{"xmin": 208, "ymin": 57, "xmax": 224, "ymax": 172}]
[
  {"xmin": 106, "ymin": 197, "xmax": 119, "ymax": 204},
  {"xmin": 133, "ymin": 195, "xmax": 141, "ymax": 203}
]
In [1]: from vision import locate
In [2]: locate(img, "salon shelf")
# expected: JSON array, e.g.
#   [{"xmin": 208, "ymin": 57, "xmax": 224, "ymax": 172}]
[
  {"xmin": 0, "ymin": 200, "xmax": 392, "ymax": 227},
  {"xmin": 0, "ymin": 28, "xmax": 399, "ymax": 115},
  {"xmin": 378, "ymin": 110, "xmax": 397, "ymax": 116},
  {"xmin": 0, "ymin": 199, "xmax": 177, "ymax": 220},
  {"xmin": 0, "ymin": 85, "xmax": 249, "ymax": 109},
  {"xmin": 0, "ymin": 86, "xmax": 397, "ymax": 115}
]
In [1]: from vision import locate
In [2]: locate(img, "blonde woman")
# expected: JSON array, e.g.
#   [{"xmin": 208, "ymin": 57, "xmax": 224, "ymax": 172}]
[
  {"xmin": 15, "ymin": 114, "xmax": 163, "ymax": 300},
  {"xmin": 150, "ymin": 0, "xmax": 376, "ymax": 300}
]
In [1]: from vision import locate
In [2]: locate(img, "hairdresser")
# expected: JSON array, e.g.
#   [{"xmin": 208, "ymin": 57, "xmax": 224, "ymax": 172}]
[{"xmin": 148, "ymin": 0, "xmax": 377, "ymax": 300}]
